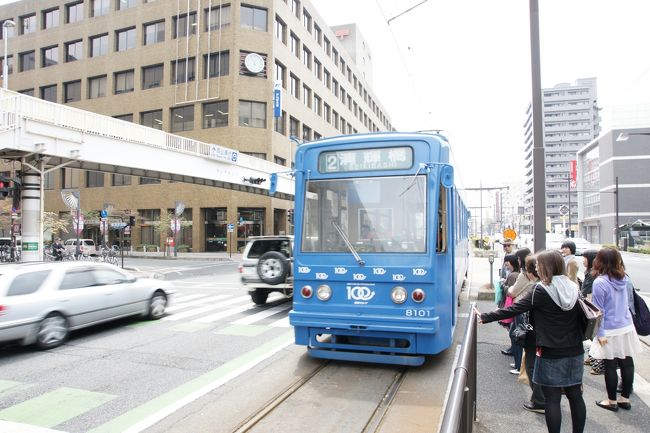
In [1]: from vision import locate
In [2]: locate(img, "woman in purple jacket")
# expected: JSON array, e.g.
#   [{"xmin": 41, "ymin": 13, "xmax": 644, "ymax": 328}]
[{"xmin": 589, "ymin": 247, "xmax": 642, "ymax": 412}]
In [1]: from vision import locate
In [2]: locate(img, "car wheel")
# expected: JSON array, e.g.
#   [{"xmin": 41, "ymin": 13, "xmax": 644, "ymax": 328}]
[
  {"xmin": 147, "ymin": 290, "xmax": 168, "ymax": 319},
  {"xmin": 256, "ymin": 251, "xmax": 289, "ymax": 285},
  {"xmin": 251, "ymin": 290, "xmax": 269, "ymax": 305},
  {"xmin": 36, "ymin": 313, "xmax": 69, "ymax": 350}
]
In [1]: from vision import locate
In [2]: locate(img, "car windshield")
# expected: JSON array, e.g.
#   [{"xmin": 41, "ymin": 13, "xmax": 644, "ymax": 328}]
[{"xmin": 301, "ymin": 175, "xmax": 427, "ymax": 253}]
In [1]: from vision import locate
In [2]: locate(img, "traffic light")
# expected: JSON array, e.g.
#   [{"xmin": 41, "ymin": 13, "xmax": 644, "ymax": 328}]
[
  {"xmin": 0, "ymin": 180, "xmax": 8, "ymax": 200},
  {"xmin": 129, "ymin": 216, "xmax": 136, "ymax": 226},
  {"xmin": 287, "ymin": 209, "xmax": 294, "ymax": 225}
]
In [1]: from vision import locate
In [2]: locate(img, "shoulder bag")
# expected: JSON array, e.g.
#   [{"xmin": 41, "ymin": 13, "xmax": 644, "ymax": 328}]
[
  {"xmin": 512, "ymin": 312, "xmax": 532, "ymax": 346},
  {"xmin": 631, "ymin": 290, "xmax": 650, "ymax": 336},
  {"xmin": 577, "ymin": 296, "xmax": 603, "ymax": 340}
]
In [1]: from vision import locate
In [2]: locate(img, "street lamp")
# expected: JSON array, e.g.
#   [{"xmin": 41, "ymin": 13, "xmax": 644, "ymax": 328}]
[{"xmin": 2, "ymin": 19, "xmax": 15, "ymax": 90}]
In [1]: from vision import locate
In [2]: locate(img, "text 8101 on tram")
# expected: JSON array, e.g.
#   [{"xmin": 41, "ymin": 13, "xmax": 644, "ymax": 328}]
[{"xmin": 285, "ymin": 132, "xmax": 469, "ymax": 366}]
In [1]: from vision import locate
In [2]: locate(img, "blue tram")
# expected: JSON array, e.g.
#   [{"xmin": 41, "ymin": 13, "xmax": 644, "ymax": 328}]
[{"xmin": 287, "ymin": 132, "xmax": 469, "ymax": 366}]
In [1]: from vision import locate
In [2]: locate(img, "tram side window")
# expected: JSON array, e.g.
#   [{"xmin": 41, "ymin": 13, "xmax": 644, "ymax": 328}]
[{"xmin": 437, "ymin": 183, "xmax": 447, "ymax": 253}]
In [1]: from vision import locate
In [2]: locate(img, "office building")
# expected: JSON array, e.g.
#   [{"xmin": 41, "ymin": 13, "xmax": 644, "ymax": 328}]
[
  {"xmin": 0, "ymin": 0, "xmax": 393, "ymax": 252},
  {"xmin": 521, "ymin": 78, "xmax": 601, "ymax": 235}
]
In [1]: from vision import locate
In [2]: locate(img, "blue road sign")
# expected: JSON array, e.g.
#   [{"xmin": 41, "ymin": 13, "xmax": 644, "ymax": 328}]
[
  {"xmin": 227, "ymin": 223, "xmax": 234, "ymax": 232},
  {"xmin": 100, "ymin": 210, "xmax": 108, "ymax": 218}
]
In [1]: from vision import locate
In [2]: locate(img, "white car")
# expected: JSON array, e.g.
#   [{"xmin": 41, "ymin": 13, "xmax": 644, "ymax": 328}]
[
  {"xmin": 546, "ymin": 233, "xmax": 565, "ymax": 251},
  {"xmin": 0, "ymin": 261, "xmax": 174, "ymax": 349},
  {"xmin": 63, "ymin": 238, "xmax": 99, "ymax": 256}
]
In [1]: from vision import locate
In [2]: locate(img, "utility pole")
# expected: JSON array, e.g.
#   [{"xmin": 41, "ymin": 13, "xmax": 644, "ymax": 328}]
[{"xmin": 464, "ymin": 185, "xmax": 509, "ymax": 248}]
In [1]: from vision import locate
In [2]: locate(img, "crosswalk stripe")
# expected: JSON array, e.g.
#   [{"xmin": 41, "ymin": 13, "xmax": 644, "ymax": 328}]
[
  {"xmin": 231, "ymin": 305, "xmax": 292, "ymax": 325},
  {"xmin": 268, "ymin": 316, "xmax": 290, "ymax": 328},
  {"xmin": 194, "ymin": 304, "xmax": 256, "ymax": 323},
  {"xmin": 166, "ymin": 295, "xmax": 230, "ymax": 313},
  {"xmin": 163, "ymin": 296, "xmax": 250, "ymax": 321},
  {"xmin": 171, "ymin": 293, "xmax": 208, "ymax": 303}
]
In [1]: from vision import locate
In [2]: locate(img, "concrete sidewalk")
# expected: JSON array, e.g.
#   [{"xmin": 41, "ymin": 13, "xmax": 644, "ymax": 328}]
[{"xmin": 126, "ymin": 251, "xmax": 242, "ymax": 262}]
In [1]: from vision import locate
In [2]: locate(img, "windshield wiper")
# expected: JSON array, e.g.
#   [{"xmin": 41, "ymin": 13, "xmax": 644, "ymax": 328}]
[
  {"xmin": 399, "ymin": 163, "xmax": 425, "ymax": 197},
  {"xmin": 332, "ymin": 221, "xmax": 365, "ymax": 266}
]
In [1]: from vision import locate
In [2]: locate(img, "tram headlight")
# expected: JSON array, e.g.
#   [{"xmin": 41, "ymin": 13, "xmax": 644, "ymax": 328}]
[
  {"xmin": 316, "ymin": 284, "xmax": 332, "ymax": 301},
  {"xmin": 391, "ymin": 286, "xmax": 407, "ymax": 304},
  {"xmin": 301, "ymin": 285, "xmax": 313, "ymax": 298},
  {"xmin": 412, "ymin": 288, "xmax": 426, "ymax": 303}
]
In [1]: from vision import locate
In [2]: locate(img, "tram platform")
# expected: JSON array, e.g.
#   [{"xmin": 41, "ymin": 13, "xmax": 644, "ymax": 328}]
[{"xmin": 467, "ymin": 252, "xmax": 650, "ymax": 433}]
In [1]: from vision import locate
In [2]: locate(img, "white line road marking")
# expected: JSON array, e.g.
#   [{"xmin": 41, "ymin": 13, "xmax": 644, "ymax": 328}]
[
  {"xmin": 194, "ymin": 304, "xmax": 257, "ymax": 323},
  {"xmin": 166, "ymin": 295, "xmax": 231, "ymax": 313},
  {"xmin": 231, "ymin": 305, "xmax": 292, "ymax": 325},
  {"xmin": 268, "ymin": 316, "xmax": 291, "ymax": 328}
]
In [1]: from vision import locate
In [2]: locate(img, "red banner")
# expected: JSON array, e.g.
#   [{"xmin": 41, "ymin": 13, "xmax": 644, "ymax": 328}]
[{"xmin": 570, "ymin": 160, "xmax": 577, "ymax": 189}]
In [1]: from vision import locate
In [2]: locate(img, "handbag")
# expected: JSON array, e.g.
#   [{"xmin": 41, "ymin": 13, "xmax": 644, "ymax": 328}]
[
  {"xmin": 512, "ymin": 312, "xmax": 532, "ymax": 346},
  {"xmin": 498, "ymin": 295, "xmax": 514, "ymax": 325},
  {"xmin": 577, "ymin": 296, "xmax": 603, "ymax": 340},
  {"xmin": 631, "ymin": 290, "xmax": 650, "ymax": 336}
]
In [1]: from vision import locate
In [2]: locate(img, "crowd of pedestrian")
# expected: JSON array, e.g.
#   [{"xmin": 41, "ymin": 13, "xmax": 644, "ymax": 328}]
[{"xmin": 475, "ymin": 241, "xmax": 644, "ymax": 433}]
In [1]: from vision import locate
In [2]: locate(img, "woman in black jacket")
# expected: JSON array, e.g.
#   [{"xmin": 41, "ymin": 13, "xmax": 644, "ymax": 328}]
[{"xmin": 475, "ymin": 250, "xmax": 586, "ymax": 433}]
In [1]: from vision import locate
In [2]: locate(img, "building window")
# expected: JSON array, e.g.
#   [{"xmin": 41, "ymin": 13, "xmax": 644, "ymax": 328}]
[
  {"xmin": 42, "ymin": 8, "xmax": 60, "ymax": 30},
  {"xmin": 274, "ymin": 110, "xmax": 286, "ymax": 135},
  {"xmin": 204, "ymin": 51, "xmax": 229, "ymax": 78},
  {"xmin": 290, "ymin": 33, "xmax": 299, "ymax": 57},
  {"xmin": 0, "ymin": 55, "xmax": 12, "ymax": 75},
  {"xmin": 66, "ymin": 2, "xmax": 84, "ymax": 24},
  {"xmin": 142, "ymin": 64, "xmax": 163, "ymax": 89},
  {"xmin": 88, "ymin": 75, "xmax": 106, "ymax": 99},
  {"xmin": 171, "ymin": 105, "xmax": 194, "ymax": 132},
  {"xmin": 19, "ymin": 14, "xmax": 36, "ymax": 35},
  {"xmin": 40, "ymin": 85, "xmax": 57, "ymax": 102},
  {"xmin": 19, "ymin": 51, "xmax": 35, "ymax": 72},
  {"xmin": 118, "ymin": 0, "xmax": 137, "ymax": 10},
  {"xmin": 289, "ymin": 74, "xmax": 299, "ymax": 98},
  {"xmin": 172, "ymin": 57, "xmax": 195, "ymax": 83},
  {"xmin": 324, "ymin": 103, "xmax": 331, "ymax": 122},
  {"xmin": 116, "ymin": 27, "xmax": 136, "ymax": 52},
  {"xmin": 275, "ymin": 16, "xmax": 286, "ymax": 44},
  {"xmin": 144, "ymin": 20, "xmax": 165, "ymax": 45},
  {"xmin": 274, "ymin": 156, "xmax": 286, "ymax": 166},
  {"xmin": 275, "ymin": 61, "xmax": 286, "ymax": 88},
  {"xmin": 302, "ymin": 46, "xmax": 311, "ymax": 69},
  {"xmin": 113, "ymin": 114, "xmax": 133, "ymax": 122},
  {"xmin": 205, "ymin": 4, "xmax": 231, "ymax": 31},
  {"xmin": 302, "ymin": 85, "xmax": 311, "ymax": 108},
  {"xmin": 114, "ymin": 70, "xmax": 135, "ymax": 94},
  {"xmin": 91, "ymin": 0, "xmax": 109, "ymax": 17},
  {"xmin": 90, "ymin": 34, "xmax": 108, "ymax": 57},
  {"xmin": 86, "ymin": 171, "xmax": 104, "ymax": 188},
  {"xmin": 302, "ymin": 124, "xmax": 312, "ymax": 141},
  {"xmin": 289, "ymin": 116, "xmax": 299, "ymax": 137},
  {"xmin": 44, "ymin": 171, "xmax": 55, "ymax": 190},
  {"xmin": 62, "ymin": 168, "xmax": 82, "ymax": 188},
  {"xmin": 314, "ymin": 59, "xmax": 322, "ymax": 80},
  {"xmin": 19, "ymin": 89, "xmax": 34, "ymax": 96},
  {"xmin": 314, "ymin": 24, "xmax": 322, "ymax": 45},
  {"xmin": 141, "ymin": 110, "xmax": 163, "ymax": 130},
  {"xmin": 41, "ymin": 46, "xmax": 58, "ymax": 67},
  {"xmin": 238, "ymin": 101, "xmax": 266, "ymax": 128},
  {"xmin": 173, "ymin": 12, "xmax": 197, "ymax": 38},
  {"xmin": 291, "ymin": 0, "xmax": 300, "ymax": 19},
  {"xmin": 313, "ymin": 94, "xmax": 322, "ymax": 116},
  {"xmin": 112, "ymin": 174, "xmax": 132, "ymax": 186},
  {"xmin": 302, "ymin": 10, "xmax": 312, "ymax": 33},
  {"xmin": 139, "ymin": 177, "xmax": 161, "ymax": 185},
  {"xmin": 64, "ymin": 80, "xmax": 81, "ymax": 103},
  {"xmin": 203, "ymin": 101, "xmax": 228, "ymax": 128},
  {"xmin": 65, "ymin": 40, "xmax": 83, "ymax": 62},
  {"xmin": 323, "ymin": 68, "xmax": 330, "ymax": 88},
  {"xmin": 240, "ymin": 5, "xmax": 267, "ymax": 31}
]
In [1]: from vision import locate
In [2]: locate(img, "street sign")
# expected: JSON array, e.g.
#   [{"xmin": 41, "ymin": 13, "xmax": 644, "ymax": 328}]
[
  {"xmin": 73, "ymin": 214, "xmax": 85, "ymax": 234},
  {"xmin": 23, "ymin": 242, "xmax": 38, "ymax": 251},
  {"xmin": 559, "ymin": 205, "xmax": 569, "ymax": 216},
  {"xmin": 100, "ymin": 210, "xmax": 108, "ymax": 218},
  {"xmin": 170, "ymin": 218, "xmax": 181, "ymax": 232},
  {"xmin": 227, "ymin": 223, "xmax": 234, "ymax": 232},
  {"xmin": 110, "ymin": 222, "xmax": 127, "ymax": 229}
]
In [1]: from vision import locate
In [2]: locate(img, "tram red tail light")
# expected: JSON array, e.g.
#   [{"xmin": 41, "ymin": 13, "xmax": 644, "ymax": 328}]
[
  {"xmin": 412, "ymin": 288, "xmax": 425, "ymax": 303},
  {"xmin": 301, "ymin": 285, "xmax": 313, "ymax": 298}
]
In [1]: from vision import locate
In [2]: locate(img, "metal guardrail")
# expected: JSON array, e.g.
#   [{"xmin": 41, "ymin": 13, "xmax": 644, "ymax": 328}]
[{"xmin": 440, "ymin": 302, "xmax": 478, "ymax": 433}]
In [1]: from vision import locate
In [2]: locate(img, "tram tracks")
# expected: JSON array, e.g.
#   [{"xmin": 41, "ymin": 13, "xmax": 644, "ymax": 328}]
[{"xmin": 231, "ymin": 361, "xmax": 409, "ymax": 433}]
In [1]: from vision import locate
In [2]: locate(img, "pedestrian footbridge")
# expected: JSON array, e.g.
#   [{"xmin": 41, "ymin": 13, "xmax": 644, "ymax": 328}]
[{"xmin": 0, "ymin": 89, "xmax": 294, "ymax": 261}]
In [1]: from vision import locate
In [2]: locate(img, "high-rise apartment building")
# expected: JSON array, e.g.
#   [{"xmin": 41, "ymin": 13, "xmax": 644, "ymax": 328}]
[
  {"xmin": 521, "ymin": 78, "xmax": 600, "ymax": 235},
  {"xmin": 0, "ymin": 0, "xmax": 393, "ymax": 252}
]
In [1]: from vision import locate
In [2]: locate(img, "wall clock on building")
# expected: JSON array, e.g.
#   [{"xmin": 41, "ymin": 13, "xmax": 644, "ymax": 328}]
[{"xmin": 244, "ymin": 53, "xmax": 265, "ymax": 74}]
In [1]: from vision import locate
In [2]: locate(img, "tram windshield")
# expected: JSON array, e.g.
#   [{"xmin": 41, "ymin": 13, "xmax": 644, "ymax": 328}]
[{"xmin": 301, "ymin": 175, "xmax": 427, "ymax": 253}]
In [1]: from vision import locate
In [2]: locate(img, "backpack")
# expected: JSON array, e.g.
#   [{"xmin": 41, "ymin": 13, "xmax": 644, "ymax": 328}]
[{"xmin": 631, "ymin": 290, "xmax": 650, "ymax": 336}]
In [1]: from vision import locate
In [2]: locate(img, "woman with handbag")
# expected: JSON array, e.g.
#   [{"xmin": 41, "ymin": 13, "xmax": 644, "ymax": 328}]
[
  {"xmin": 475, "ymin": 250, "xmax": 585, "ymax": 433},
  {"xmin": 498, "ymin": 254, "xmax": 520, "ymax": 357},
  {"xmin": 506, "ymin": 248, "xmax": 532, "ymax": 374},
  {"xmin": 589, "ymin": 247, "xmax": 642, "ymax": 412}
]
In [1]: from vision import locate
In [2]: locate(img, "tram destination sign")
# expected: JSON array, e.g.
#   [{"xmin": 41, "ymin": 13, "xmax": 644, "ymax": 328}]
[{"xmin": 318, "ymin": 146, "xmax": 413, "ymax": 173}]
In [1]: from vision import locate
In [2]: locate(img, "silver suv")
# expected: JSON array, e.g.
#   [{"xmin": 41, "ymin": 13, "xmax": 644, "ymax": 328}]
[{"xmin": 239, "ymin": 235, "xmax": 293, "ymax": 305}]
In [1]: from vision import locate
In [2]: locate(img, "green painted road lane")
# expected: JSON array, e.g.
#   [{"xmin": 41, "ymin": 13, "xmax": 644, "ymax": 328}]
[
  {"xmin": 0, "ymin": 387, "xmax": 115, "ymax": 428},
  {"xmin": 89, "ymin": 331, "xmax": 293, "ymax": 433}
]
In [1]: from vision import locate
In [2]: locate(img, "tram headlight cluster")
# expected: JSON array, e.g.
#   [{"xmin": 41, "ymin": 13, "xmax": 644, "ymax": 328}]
[{"xmin": 390, "ymin": 286, "xmax": 426, "ymax": 304}]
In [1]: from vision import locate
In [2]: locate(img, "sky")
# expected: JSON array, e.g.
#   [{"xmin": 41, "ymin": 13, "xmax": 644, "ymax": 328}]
[
  {"xmin": 310, "ymin": 0, "xmax": 650, "ymax": 190},
  {"xmin": 2, "ymin": 0, "xmax": 649, "ymax": 191}
]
